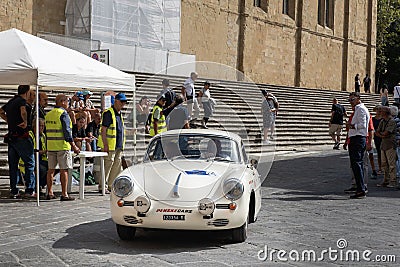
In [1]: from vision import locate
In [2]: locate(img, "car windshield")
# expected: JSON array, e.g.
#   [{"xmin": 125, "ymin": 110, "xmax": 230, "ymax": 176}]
[{"xmin": 144, "ymin": 134, "xmax": 241, "ymax": 163}]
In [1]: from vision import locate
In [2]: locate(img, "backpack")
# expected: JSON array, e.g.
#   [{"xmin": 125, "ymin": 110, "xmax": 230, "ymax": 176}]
[{"xmin": 271, "ymin": 96, "xmax": 279, "ymax": 109}]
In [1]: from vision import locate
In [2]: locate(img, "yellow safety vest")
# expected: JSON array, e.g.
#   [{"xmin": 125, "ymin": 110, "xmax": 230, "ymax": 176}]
[
  {"xmin": 98, "ymin": 107, "xmax": 125, "ymax": 151},
  {"xmin": 18, "ymin": 131, "xmax": 47, "ymax": 174},
  {"xmin": 45, "ymin": 108, "xmax": 71, "ymax": 151},
  {"xmin": 149, "ymin": 105, "xmax": 167, "ymax": 137}
]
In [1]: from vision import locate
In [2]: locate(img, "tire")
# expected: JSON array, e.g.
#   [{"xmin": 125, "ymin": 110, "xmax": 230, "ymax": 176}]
[
  {"xmin": 231, "ymin": 217, "xmax": 248, "ymax": 243},
  {"xmin": 116, "ymin": 224, "xmax": 137, "ymax": 241}
]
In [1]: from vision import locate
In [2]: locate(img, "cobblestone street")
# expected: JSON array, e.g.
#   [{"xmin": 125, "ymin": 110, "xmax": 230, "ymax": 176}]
[{"xmin": 0, "ymin": 149, "xmax": 399, "ymax": 266}]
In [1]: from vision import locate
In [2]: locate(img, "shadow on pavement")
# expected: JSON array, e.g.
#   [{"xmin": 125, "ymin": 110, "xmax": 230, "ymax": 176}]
[
  {"xmin": 261, "ymin": 153, "xmax": 400, "ymax": 199},
  {"xmin": 53, "ymin": 219, "xmax": 235, "ymax": 255}
]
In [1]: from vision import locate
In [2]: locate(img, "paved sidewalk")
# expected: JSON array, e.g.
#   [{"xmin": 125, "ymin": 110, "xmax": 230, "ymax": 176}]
[{"xmin": 0, "ymin": 148, "xmax": 399, "ymax": 266}]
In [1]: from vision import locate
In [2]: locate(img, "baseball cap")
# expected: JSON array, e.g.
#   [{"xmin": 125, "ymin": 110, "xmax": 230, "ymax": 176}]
[
  {"xmin": 115, "ymin": 93, "xmax": 127, "ymax": 102},
  {"xmin": 82, "ymin": 90, "xmax": 93, "ymax": 96},
  {"xmin": 75, "ymin": 91, "xmax": 84, "ymax": 100}
]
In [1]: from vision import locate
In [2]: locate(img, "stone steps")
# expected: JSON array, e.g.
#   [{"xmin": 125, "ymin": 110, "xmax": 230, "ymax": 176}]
[{"xmin": 0, "ymin": 71, "xmax": 383, "ymax": 179}]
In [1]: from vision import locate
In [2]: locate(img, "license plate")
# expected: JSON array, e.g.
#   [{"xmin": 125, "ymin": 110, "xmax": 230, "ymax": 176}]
[{"xmin": 163, "ymin": 215, "xmax": 185, "ymax": 221}]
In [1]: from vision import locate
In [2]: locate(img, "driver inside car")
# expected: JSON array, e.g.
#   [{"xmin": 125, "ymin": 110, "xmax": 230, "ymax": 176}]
[{"xmin": 163, "ymin": 141, "xmax": 181, "ymax": 160}]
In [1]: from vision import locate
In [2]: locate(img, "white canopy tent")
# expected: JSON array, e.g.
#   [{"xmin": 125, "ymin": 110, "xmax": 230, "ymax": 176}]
[{"xmin": 0, "ymin": 28, "xmax": 136, "ymax": 205}]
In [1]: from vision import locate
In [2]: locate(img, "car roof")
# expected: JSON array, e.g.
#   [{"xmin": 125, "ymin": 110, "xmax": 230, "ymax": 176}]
[{"xmin": 156, "ymin": 129, "xmax": 242, "ymax": 143}]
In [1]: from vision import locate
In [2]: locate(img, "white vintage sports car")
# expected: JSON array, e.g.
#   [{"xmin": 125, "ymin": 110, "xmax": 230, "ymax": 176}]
[{"xmin": 111, "ymin": 129, "xmax": 262, "ymax": 243}]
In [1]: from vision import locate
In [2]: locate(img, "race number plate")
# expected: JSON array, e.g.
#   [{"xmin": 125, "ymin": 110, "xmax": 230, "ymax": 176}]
[{"xmin": 163, "ymin": 215, "xmax": 185, "ymax": 221}]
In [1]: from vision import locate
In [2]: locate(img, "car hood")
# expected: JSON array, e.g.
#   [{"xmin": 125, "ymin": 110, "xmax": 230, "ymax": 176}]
[{"xmin": 141, "ymin": 160, "xmax": 245, "ymax": 202}]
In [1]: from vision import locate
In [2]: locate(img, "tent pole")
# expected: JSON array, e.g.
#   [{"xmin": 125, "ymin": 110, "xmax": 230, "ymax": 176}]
[
  {"xmin": 133, "ymin": 88, "xmax": 137, "ymax": 163},
  {"xmin": 35, "ymin": 85, "xmax": 40, "ymax": 206}
]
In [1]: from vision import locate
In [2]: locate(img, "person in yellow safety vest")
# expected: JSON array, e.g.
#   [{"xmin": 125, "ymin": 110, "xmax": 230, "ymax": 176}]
[
  {"xmin": 149, "ymin": 94, "xmax": 167, "ymax": 137},
  {"xmin": 18, "ymin": 118, "xmax": 48, "ymax": 190},
  {"xmin": 98, "ymin": 93, "xmax": 127, "ymax": 193},
  {"xmin": 45, "ymin": 94, "xmax": 80, "ymax": 201}
]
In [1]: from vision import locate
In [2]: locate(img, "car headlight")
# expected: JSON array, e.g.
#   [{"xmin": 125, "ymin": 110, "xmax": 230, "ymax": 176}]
[
  {"xmin": 112, "ymin": 176, "xmax": 133, "ymax": 198},
  {"xmin": 198, "ymin": 198, "xmax": 215, "ymax": 215},
  {"xmin": 134, "ymin": 195, "xmax": 151, "ymax": 213},
  {"xmin": 223, "ymin": 178, "xmax": 244, "ymax": 200}
]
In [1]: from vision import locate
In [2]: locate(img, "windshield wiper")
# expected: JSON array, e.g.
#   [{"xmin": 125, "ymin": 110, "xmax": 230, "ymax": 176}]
[
  {"xmin": 210, "ymin": 156, "xmax": 234, "ymax": 162},
  {"xmin": 169, "ymin": 154, "xmax": 199, "ymax": 161}
]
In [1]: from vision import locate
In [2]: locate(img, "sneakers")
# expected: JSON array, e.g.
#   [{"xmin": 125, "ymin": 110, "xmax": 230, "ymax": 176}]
[
  {"xmin": 24, "ymin": 192, "xmax": 37, "ymax": 199},
  {"xmin": 344, "ymin": 186, "xmax": 356, "ymax": 193},
  {"xmin": 387, "ymin": 183, "xmax": 397, "ymax": 188},
  {"xmin": 350, "ymin": 191, "xmax": 366, "ymax": 199},
  {"xmin": 60, "ymin": 195, "xmax": 75, "ymax": 201},
  {"xmin": 333, "ymin": 142, "xmax": 340, "ymax": 150}
]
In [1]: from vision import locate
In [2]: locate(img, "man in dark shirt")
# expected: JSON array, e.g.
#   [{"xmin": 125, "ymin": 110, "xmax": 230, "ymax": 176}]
[
  {"xmin": 0, "ymin": 85, "xmax": 36, "ymax": 198},
  {"xmin": 98, "ymin": 93, "xmax": 127, "ymax": 192},
  {"xmin": 87, "ymin": 112, "xmax": 101, "ymax": 151},
  {"xmin": 168, "ymin": 94, "xmax": 190, "ymax": 130},
  {"xmin": 329, "ymin": 98, "xmax": 347, "ymax": 150},
  {"xmin": 72, "ymin": 116, "xmax": 91, "ymax": 151},
  {"xmin": 26, "ymin": 89, "xmax": 35, "ymax": 130},
  {"xmin": 362, "ymin": 74, "xmax": 371, "ymax": 93},
  {"xmin": 159, "ymin": 79, "xmax": 176, "ymax": 110}
]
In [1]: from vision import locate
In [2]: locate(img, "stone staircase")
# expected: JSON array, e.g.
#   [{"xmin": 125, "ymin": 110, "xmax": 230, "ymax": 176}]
[{"xmin": 0, "ymin": 72, "xmax": 382, "ymax": 179}]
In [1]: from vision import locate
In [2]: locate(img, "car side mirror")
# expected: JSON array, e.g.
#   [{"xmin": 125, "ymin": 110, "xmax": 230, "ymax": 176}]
[{"xmin": 250, "ymin": 159, "xmax": 258, "ymax": 169}]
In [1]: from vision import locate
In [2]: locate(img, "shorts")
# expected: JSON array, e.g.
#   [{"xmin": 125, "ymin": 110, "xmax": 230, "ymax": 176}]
[
  {"xmin": 329, "ymin": 124, "xmax": 343, "ymax": 136},
  {"xmin": 47, "ymin": 150, "xmax": 73, "ymax": 170}
]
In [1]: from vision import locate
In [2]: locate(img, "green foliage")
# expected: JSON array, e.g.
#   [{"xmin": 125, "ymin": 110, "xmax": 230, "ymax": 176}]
[{"xmin": 376, "ymin": 0, "xmax": 400, "ymax": 89}]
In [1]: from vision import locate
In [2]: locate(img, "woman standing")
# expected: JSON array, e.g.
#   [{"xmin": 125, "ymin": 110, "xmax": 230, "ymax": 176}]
[
  {"xmin": 198, "ymin": 81, "xmax": 214, "ymax": 129},
  {"xmin": 354, "ymin": 74, "xmax": 361, "ymax": 93},
  {"xmin": 136, "ymin": 96, "xmax": 151, "ymax": 125},
  {"xmin": 262, "ymin": 91, "xmax": 278, "ymax": 144}
]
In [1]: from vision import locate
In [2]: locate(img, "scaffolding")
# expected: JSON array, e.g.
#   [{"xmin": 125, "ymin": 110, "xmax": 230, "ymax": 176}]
[{"xmin": 65, "ymin": 0, "xmax": 180, "ymax": 51}]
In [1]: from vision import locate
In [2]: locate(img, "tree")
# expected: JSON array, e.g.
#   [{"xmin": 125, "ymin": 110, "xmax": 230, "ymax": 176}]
[{"xmin": 376, "ymin": 0, "xmax": 400, "ymax": 92}]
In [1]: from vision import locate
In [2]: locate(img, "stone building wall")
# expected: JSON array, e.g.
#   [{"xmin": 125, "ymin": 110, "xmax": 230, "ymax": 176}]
[
  {"xmin": 0, "ymin": 0, "xmax": 376, "ymax": 92},
  {"xmin": 0, "ymin": 0, "xmax": 33, "ymax": 33},
  {"xmin": 181, "ymin": 0, "xmax": 376, "ymax": 92},
  {"xmin": 32, "ymin": 0, "xmax": 66, "ymax": 35},
  {"xmin": 0, "ymin": 0, "xmax": 66, "ymax": 35},
  {"xmin": 180, "ymin": 0, "xmax": 240, "ymax": 81}
]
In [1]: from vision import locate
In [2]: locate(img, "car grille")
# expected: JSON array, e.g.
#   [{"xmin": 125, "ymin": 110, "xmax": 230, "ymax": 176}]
[
  {"xmin": 216, "ymin": 204, "xmax": 230, "ymax": 209},
  {"xmin": 123, "ymin": 215, "xmax": 141, "ymax": 224},
  {"xmin": 123, "ymin": 201, "xmax": 135, "ymax": 207},
  {"xmin": 207, "ymin": 219, "xmax": 229, "ymax": 227}
]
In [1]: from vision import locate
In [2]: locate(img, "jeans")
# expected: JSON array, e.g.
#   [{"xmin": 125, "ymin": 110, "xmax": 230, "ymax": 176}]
[
  {"xmin": 349, "ymin": 135, "xmax": 366, "ymax": 193},
  {"xmin": 39, "ymin": 161, "xmax": 48, "ymax": 187},
  {"xmin": 8, "ymin": 138, "xmax": 35, "ymax": 194},
  {"xmin": 91, "ymin": 139, "xmax": 97, "ymax": 151}
]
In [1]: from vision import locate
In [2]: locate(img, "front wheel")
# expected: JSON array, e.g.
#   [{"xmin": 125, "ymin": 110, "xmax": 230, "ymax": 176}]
[
  {"xmin": 116, "ymin": 224, "xmax": 137, "ymax": 241},
  {"xmin": 231, "ymin": 218, "xmax": 248, "ymax": 243}
]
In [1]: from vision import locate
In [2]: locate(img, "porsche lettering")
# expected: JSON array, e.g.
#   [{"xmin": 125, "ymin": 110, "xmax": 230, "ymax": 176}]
[{"xmin": 155, "ymin": 209, "xmax": 193, "ymax": 213}]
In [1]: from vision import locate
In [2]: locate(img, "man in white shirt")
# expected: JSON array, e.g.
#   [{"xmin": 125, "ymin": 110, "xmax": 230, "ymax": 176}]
[
  {"xmin": 394, "ymin": 82, "xmax": 400, "ymax": 104},
  {"xmin": 347, "ymin": 92, "xmax": 370, "ymax": 199},
  {"xmin": 181, "ymin": 72, "xmax": 200, "ymax": 120}
]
